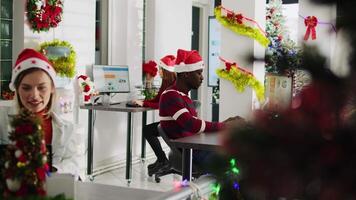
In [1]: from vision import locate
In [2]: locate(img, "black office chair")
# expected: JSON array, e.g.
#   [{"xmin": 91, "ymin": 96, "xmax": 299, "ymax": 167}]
[{"xmin": 151, "ymin": 124, "xmax": 202, "ymax": 183}]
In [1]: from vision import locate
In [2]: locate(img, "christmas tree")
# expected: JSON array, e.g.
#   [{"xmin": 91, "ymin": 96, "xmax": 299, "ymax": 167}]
[
  {"xmin": 265, "ymin": 0, "xmax": 301, "ymax": 74},
  {"xmin": 1, "ymin": 109, "xmax": 49, "ymax": 198},
  {"xmin": 208, "ymin": 0, "xmax": 356, "ymax": 198}
]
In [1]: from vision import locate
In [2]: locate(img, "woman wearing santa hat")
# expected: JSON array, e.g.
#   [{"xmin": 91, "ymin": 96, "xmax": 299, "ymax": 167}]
[
  {"xmin": 0, "ymin": 48, "xmax": 82, "ymax": 176},
  {"xmin": 131, "ymin": 55, "xmax": 176, "ymax": 176}
]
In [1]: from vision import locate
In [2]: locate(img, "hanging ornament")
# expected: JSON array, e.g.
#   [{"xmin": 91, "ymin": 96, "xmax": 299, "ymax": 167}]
[{"xmin": 304, "ymin": 16, "xmax": 318, "ymax": 41}]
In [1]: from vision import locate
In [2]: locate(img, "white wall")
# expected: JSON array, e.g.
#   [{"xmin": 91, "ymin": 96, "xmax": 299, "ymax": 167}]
[
  {"xmin": 219, "ymin": 0, "xmax": 266, "ymax": 120},
  {"xmin": 146, "ymin": 0, "xmax": 192, "ymax": 60}
]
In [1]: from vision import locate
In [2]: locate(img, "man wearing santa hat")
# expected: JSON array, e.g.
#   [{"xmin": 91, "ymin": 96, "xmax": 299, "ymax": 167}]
[{"xmin": 159, "ymin": 49, "xmax": 229, "ymax": 167}]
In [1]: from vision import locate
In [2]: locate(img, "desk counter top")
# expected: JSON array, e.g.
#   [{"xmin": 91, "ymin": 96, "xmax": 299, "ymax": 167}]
[
  {"xmin": 170, "ymin": 133, "xmax": 221, "ymax": 151},
  {"xmin": 80, "ymin": 103, "xmax": 156, "ymax": 112}
]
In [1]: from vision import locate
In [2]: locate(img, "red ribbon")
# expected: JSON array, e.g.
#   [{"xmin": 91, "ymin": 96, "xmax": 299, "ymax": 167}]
[
  {"xmin": 220, "ymin": 6, "xmax": 266, "ymax": 35},
  {"xmin": 219, "ymin": 57, "xmax": 253, "ymax": 76},
  {"xmin": 304, "ymin": 16, "xmax": 318, "ymax": 41}
]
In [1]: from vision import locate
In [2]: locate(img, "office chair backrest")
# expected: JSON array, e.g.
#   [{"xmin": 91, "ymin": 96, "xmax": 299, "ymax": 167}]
[
  {"xmin": 192, "ymin": 100, "xmax": 201, "ymax": 110},
  {"xmin": 157, "ymin": 124, "xmax": 181, "ymax": 156}
]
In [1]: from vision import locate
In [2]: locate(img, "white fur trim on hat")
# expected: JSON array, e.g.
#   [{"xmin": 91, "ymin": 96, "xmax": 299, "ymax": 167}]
[
  {"xmin": 9, "ymin": 58, "xmax": 57, "ymax": 91},
  {"xmin": 159, "ymin": 61, "xmax": 175, "ymax": 72},
  {"xmin": 174, "ymin": 60, "xmax": 204, "ymax": 73}
]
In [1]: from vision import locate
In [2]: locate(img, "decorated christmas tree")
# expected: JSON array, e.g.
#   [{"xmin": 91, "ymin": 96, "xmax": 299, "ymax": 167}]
[
  {"xmin": 265, "ymin": 0, "xmax": 301, "ymax": 74},
  {"xmin": 1, "ymin": 109, "xmax": 49, "ymax": 198}
]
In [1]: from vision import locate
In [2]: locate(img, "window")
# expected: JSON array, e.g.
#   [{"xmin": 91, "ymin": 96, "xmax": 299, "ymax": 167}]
[
  {"xmin": 95, "ymin": 0, "xmax": 101, "ymax": 64},
  {"xmin": 0, "ymin": 0, "xmax": 13, "ymax": 100}
]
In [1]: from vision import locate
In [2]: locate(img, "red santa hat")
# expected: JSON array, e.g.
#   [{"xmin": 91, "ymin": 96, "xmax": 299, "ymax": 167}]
[
  {"xmin": 174, "ymin": 49, "xmax": 204, "ymax": 73},
  {"xmin": 159, "ymin": 55, "xmax": 176, "ymax": 72},
  {"xmin": 9, "ymin": 48, "xmax": 56, "ymax": 91}
]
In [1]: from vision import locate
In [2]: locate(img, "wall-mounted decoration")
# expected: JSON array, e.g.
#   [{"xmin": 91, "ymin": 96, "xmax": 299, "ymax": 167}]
[
  {"xmin": 39, "ymin": 40, "xmax": 76, "ymax": 79},
  {"xmin": 216, "ymin": 57, "xmax": 265, "ymax": 102},
  {"xmin": 299, "ymin": 14, "xmax": 336, "ymax": 41},
  {"xmin": 215, "ymin": 6, "xmax": 270, "ymax": 47},
  {"xmin": 26, "ymin": 0, "xmax": 63, "ymax": 33}
]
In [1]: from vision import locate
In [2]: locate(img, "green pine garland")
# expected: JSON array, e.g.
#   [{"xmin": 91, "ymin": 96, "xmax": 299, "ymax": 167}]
[
  {"xmin": 215, "ymin": 6, "xmax": 270, "ymax": 48},
  {"xmin": 216, "ymin": 67, "xmax": 265, "ymax": 102},
  {"xmin": 39, "ymin": 40, "xmax": 77, "ymax": 78}
]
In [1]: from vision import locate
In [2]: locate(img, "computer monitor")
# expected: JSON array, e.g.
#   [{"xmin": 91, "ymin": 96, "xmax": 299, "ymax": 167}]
[{"xmin": 92, "ymin": 65, "xmax": 130, "ymax": 94}]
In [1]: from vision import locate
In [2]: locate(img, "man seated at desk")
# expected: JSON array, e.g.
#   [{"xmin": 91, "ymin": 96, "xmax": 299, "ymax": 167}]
[{"xmin": 159, "ymin": 49, "xmax": 239, "ymax": 167}]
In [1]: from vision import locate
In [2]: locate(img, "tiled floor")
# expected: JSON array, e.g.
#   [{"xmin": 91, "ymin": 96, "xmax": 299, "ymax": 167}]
[{"xmin": 90, "ymin": 159, "xmax": 181, "ymax": 192}]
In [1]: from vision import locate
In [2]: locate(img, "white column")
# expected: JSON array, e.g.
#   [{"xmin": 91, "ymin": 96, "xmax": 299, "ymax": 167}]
[{"xmin": 219, "ymin": 0, "xmax": 266, "ymax": 120}]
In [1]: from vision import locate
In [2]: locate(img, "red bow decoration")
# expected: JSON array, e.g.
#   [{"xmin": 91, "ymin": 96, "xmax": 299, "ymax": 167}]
[
  {"xmin": 219, "ymin": 57, "xmax": 253, "ymax": 75},
  {"xmin": 226, "ymin": 12, "xmax": 244, "ymax": 24},
  {"xmin": 304, "ymin": 16, "xmax": 318, "ymax": 41},
  {"xmin": 225, "ymin": 61, "xmax": 236, "ymax": 71},
  {"xmin": 143, "ymin": 60, "xmax": 158, "ymax": 77}
]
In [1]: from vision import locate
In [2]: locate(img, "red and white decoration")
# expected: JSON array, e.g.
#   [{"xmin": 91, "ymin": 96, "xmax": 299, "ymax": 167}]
[
  {"xmin": 174, "ymin": 49, "xmax": 204, "ymax": 73},
  {"xmin": 9, "ymin": 48, "xmax": 57, "ymax": 91},
  {"xmin": 77, "ymin": 75, "xmax": 95, "ymax": 104},
  {"xmin": 159, "ymin": 55, "xmax": 176, "ymax": 72},
  {"xmin": 304, "ymin": 16, "xmax": 318, "ymax": 41},
  {"xmin": 26, "ymin": 0, "xmax": 63, "ymax": 33}
]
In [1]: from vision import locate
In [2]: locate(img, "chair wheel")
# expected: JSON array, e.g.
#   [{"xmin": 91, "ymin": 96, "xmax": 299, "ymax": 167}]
[{"xmin": 155, "ymin": 177, "xmax": 161, "ymax": 183}]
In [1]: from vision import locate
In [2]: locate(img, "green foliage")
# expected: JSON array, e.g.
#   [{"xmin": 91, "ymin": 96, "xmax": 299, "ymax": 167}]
[
  {"xmin": 215, "ymin": 6, "xmax": 270, "ymax": 47},
  {"xmin": 216, "ymin": 67, "xmax": 265, "ymax": 102},
  {"xmin": 265, "ymin": 0, "xmax": 301, "ymax": 74},
  {"xmin": 142, "ymin": 88, "xmax": 157, "ymax": 100},
  {"xmin": 39, "ymin": 40, "xmax": 77, "ymax": 78}
]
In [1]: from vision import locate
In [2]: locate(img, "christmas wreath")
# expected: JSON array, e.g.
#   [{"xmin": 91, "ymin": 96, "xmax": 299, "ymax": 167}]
[
  {"xmin": 27, "ymin": 0, "xmax": 63, "ymax": 33},
  {"xmin": 216, "ymin": 57, "xmax": 265, "ymax": 102},
  {"xmin": 39, "ymin": 39, "xmax": 76, "ymax": 78}
]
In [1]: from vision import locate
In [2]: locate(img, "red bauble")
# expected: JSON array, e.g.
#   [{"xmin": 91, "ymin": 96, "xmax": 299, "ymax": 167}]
[{"xmin": 83, "ymin": 84, "xmax": 91, "ymax": 93}]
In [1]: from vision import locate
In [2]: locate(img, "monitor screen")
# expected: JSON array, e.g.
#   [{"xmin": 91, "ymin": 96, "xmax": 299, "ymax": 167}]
[{"xmin": 92, "ymin": 65, "xmax": 130, "ymax": 93}]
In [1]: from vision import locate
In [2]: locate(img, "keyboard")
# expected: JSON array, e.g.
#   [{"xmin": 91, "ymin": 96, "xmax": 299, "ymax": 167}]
[{"xmin": 109, "ymin": 102, "xmax": 122, "ymax": 105}]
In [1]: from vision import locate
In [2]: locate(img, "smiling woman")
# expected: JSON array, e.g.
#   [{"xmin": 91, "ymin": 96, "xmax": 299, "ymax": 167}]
[{"xmin": 0, "ymin": 48, "xmax": 83, "ymax": 176}]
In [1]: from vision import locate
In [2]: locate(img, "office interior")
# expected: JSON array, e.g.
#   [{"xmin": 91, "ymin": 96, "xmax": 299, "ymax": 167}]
[{"xmin": 0, "ymin": 0, "xmax": 354, "ymax": 199}]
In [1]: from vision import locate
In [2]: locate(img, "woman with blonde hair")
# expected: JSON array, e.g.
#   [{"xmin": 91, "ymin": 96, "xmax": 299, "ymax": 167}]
[{"xmin": 0, "ymin": 48, "xmax": 82, "ymax": 175}]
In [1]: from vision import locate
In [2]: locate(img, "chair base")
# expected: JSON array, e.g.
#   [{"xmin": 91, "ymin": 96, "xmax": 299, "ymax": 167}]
[{"xmin": 154, "ymin": 167, "xmax": 180, "ymax": 183}]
